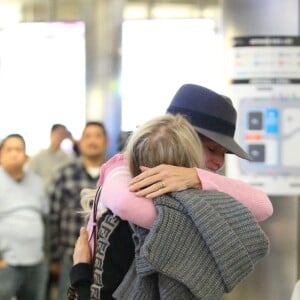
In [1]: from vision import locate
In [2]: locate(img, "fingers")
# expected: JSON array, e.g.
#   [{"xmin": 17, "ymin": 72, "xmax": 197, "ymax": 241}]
[
  {"xmin": 129, "ymin": 165, "xmax": 171, "ymax": 197},
  {"xmin": 79, "ymin": 226, "xmax": 88, "ymax": 238},
  {"xmin": 130, "ymin": 176, "xmax": 163, "ymax": 193},
  {"xmin": 130, "ymin": 166, "xmax": 159, "ymax": 184},
  {"xmin": 75, "ymin": 227, "xmax": 88, "ymax": 250},
  {"xmin": 73, "ymin": 227, "xmax": 91, "ymax": 265},
  {"xmin": 130, "ymin": 165, "xmax": 166, "ymax": 192},
  {"xmin": 139, "ymin": 166, "xmax": 150, "ymax": 172},
  {"xmin": 129, "ymin": 164, "xmax": 200, "ymax": 198},
  {"xmin": 134, "ymin": 180, "xmax": 168, "ymax": 199},
  {"xmin": 77, "ymin": 227, "xmax": 89, "ymax": 246},
  {"xmin": 141, "ymin": 184, "xmax": 168, "ymax": 199}
]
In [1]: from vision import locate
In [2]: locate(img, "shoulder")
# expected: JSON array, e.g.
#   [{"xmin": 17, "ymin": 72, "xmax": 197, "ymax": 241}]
[
  {"xmin": 53, "ymin": 160, "xmax": 91, "ymax": 185},
  {"xmin": 24, "ymin": 170, "xmax": 45, "ymax": 191},
  {"xmin": 30, "ymin": 149, "xmax": 48, "ymax": 160},
  {"xmin": 25, "ymin": 169, "xmax": 43, "ymax": 183},
  {"xmin": 56, "ymin": 149, "xmax": 74, "ymax": 161},
  {"xmin": 0, "ymin": 167, "xmax": 9, "ymax": 183},
  {"xmin": 156, "ymin": 189, "xmax": 255, "ymax": 224},
  {"xmin": 172, "ymin": 189, "xmax": 242, "ymax": 207},
  {"xmin": 98, "ymin": 153, "xmax": 126, "ymax": 186},
  {"xmin": 57, "ymin": 159, "xmax": 82, "ymax": 173},
  {"xmin": 47, "ymin": 160, "xmax": 79, "ymax": 185}
]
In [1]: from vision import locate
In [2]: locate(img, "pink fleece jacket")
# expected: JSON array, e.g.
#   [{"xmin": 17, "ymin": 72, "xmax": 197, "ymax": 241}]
[{"xmin": 87, "ymin": 153, "xmax": 273, "ymax": 253}]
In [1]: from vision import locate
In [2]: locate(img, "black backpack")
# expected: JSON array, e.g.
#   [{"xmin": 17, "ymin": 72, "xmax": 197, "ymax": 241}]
[{"xmin": 90, "ymin": 210, "xmax": 135, "ymax": 300}]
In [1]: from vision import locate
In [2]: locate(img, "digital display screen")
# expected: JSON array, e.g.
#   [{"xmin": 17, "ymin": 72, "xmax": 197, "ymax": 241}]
[{"xmin": 0, "ymin": 21, "xmax": 86, "ymax": 155}]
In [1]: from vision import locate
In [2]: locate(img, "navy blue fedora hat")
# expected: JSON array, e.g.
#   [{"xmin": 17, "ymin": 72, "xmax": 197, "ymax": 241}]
[{"xmin": 167, "ymin": 84, "xmax": 252, "ymax": 160}]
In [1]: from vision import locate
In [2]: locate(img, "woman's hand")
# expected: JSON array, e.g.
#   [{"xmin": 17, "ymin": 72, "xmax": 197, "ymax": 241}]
[
  {"xmin": 129, "ymin": 164, "xmax": 202, "ymax": 199},
  {"xmin": 73, "ymin": 227, "xmax": 91, "ymax": 265}
]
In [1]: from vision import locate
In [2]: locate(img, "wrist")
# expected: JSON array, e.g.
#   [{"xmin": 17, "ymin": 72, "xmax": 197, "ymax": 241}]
[{"xmin": 192, "ymin": 168, "xmax": 202, "ymax": 189}]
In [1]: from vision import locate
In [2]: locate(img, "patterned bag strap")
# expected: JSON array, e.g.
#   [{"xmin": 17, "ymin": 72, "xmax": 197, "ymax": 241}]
[{"xmin": 90, "ymin": 213, "xmax": 121, "ymax": 300}]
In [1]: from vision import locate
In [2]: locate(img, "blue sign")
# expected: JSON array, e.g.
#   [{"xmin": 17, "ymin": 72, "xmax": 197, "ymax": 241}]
[{"xmin": 265, "ymin": 108, "xmax": 279, "ymax": 134}]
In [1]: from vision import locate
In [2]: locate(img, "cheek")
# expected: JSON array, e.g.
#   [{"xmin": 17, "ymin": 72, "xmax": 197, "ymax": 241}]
[
  {"xmin": 203, "ymin": 149, "xmax": 225, "ymax": 166},
  {"xmin": 213, "ymin": 152, "xmax": 225, "ymax": 166},
  {"xmin": 217, "ymin": 154, "xmax": 225, "ymax": 168},
  {"xmin": 203, "ymin": 148, "xmax": 213, "ymax": 166},
  {"xmin": 97, "ymin": 139, "xmax": 108, "ymax": 149}
]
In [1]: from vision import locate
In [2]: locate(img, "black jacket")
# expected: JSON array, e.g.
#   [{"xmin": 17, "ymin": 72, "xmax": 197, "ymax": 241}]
[{"xmin": 68, "ymin": 210, "xmax": 134, "ymax": 300}]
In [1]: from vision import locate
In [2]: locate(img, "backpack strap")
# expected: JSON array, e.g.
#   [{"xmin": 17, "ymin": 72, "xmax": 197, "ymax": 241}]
[{"xmin": 87, "ymin": 186, "xmax": 103, "ymax": 263}]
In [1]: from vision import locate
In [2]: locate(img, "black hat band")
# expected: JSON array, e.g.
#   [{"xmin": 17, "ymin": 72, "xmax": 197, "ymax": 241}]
[{"xmin": 168, "ymin": 106, "xmax": 235, "ymax": 137}]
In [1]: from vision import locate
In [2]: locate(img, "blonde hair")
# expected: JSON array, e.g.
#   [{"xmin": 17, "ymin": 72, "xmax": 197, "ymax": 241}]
[{"xmin": 126, "ymin": 114, "xmax": 205, "ymax": 177}]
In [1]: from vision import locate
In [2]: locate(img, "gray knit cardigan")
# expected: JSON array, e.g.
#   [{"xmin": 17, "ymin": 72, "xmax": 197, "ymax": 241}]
[{"xmin": 113, "ymin": 189, "xmax": 270, "ymax": 300}]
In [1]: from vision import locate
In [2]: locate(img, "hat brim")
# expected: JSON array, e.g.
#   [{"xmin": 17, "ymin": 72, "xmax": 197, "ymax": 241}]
[{"xmin": 194, "ymin": 126, "xmax": 252, "ymax": 161}]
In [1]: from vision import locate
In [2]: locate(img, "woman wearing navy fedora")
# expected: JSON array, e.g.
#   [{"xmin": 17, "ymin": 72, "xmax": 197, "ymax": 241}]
[
  {"xmin": 131, "ymin": 83, "xmax": 252, "ymax": 191},
  {"xmin": 111, "ymin": 84, "xmax": 272, "ymax": 222},
  {"xmin": 68, "ymin": 84, "xmax": 273, "ymax": 299}
]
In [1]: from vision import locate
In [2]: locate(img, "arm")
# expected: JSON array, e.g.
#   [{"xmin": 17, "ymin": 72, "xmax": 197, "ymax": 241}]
[
  {"xmin": 129, "ymin": 165, "xmax": 273, "ymax": 222},
  {"xmin": 100, "ymin": 165, "xmax": 156, "ymax": 229},
  {"xmin": 69, "ymin": 264, "xmax": 92, "ymax": 300},
  {"xmin": 100, "ymin": 159, "xmax": 272, "ymax": 228},
  {"xmin": 90, "ymin": 153, "xmax": 156, "ymax": 229},
  {"xmin": 196, "ymin": 168, "xmax": 273, "ymax": 221}
]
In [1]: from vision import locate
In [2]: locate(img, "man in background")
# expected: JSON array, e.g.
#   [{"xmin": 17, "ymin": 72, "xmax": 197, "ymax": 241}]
[
  {"xmin": 0, "ymin": 134, "xmax": 48, "ymax": 300},
  {"xmin": 48, "ymin": 121, "xmax": 108, "ymax": 300},
  {"xmin": 28, "ymin": 124, "xmax": 77, "ymax": 189}
]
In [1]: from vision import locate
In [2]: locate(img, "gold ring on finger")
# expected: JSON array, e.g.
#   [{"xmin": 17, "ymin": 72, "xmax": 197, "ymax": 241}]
[{"xmin": 159, "ymin": 181, "xmax": 165, "ymax": 189}]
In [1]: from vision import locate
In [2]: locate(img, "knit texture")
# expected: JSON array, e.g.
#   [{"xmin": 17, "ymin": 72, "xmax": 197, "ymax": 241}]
[{"xmin": 114, "ymin": 189, "xmax": 270, "ymax": 300}]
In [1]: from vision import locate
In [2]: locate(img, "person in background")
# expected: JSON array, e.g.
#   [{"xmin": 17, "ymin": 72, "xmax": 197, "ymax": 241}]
[
  {"xmin": 70, "ymin": 114, "xmax": 269, "ymax": 299},
  {"xmin": 28, "ymin": 123, "xmax": 76, "ymax": 189},
  {"xmin": 0, "ymin": 134, "xmax": 48, "ymax": 300},
  {"xmin": 48, "ymin": 121, "xmax": 108, "ymax": 300},
  {"xmin": 28, "ymin": 123, "xmax": 78, "ymax": 300}
]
